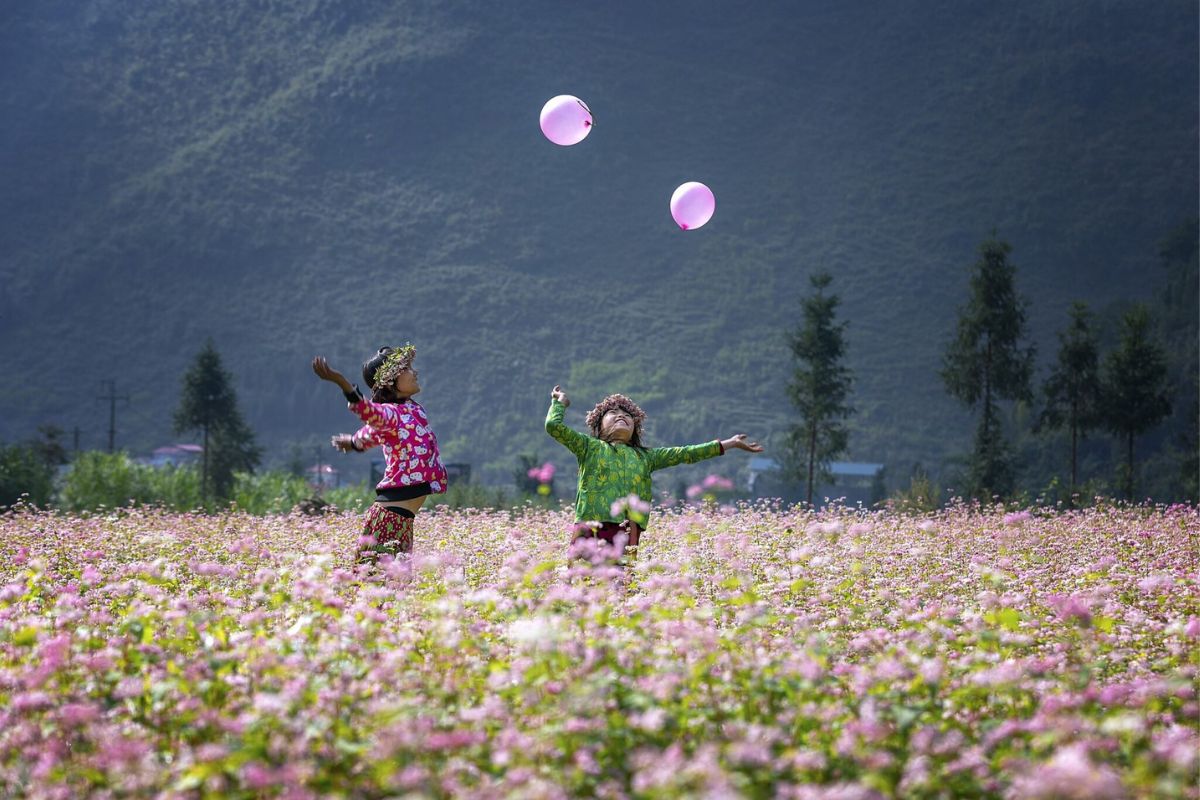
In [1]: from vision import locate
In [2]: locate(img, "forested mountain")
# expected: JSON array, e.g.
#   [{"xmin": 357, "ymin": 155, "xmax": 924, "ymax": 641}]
[{"xmin": 1, "ymin": 0, "xmax": 1195, "ymax": 492}]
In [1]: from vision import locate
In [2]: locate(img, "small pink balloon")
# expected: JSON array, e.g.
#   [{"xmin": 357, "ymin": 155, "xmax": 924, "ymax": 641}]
[
  {"xmin": 539, "ymin": 95, "xmax": 593, "ymax": 146},
  {"xmin": 670, "ymin": 182, "xmax": 715, "ymax": 230}
]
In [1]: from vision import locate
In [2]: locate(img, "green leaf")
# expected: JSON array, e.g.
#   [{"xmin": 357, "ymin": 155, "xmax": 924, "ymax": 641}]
[
  {"xmin": 994, "ymin": 607, "xmax": 1021, "ymax": 631},
  {"xmin": 12, "ymin": 626, "xmax": 39, "ymax": 646}
]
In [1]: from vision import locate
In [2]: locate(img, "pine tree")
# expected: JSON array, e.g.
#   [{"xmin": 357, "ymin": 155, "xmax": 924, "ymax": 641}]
[
  {"xmin": 940, "ymin": 236, "xmax": 1034, "ymax": 500},
  {"xmin": 1037, "ymin": 302, "xmax": 1102, "ymax": 503},
  {"xmin": 174, "ymin": 340, "xmax": 261, "ymax": 501},
  {"xmin": 1100, "ymin": 304, "xmax": 1171, "ymax": 500},
  {"xmin": 785, "ymin": 272, "xmax": 854, "ymax": 506}
]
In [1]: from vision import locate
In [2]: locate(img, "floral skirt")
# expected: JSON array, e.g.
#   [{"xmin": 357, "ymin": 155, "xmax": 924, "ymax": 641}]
[
  {"xmin": 571, "ymin": 520, "xmax": 641, "ymax": 565},
  {"xmin": 572, "ymin": 520, "xmax": 638, "ymax": 545},
  {"xmin": 361, "ymin": 503, "xmax": 415, "ymax": 560}
]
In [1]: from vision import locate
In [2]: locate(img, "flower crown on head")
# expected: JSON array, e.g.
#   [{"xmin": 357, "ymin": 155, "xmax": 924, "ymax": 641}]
[
  {"xmin": 585, "ymin": 393, "xmax": 646, "ymax": 434},
  {"xmin": 371, "ymin": 344, "xmax": 416, "ymax": 390}
]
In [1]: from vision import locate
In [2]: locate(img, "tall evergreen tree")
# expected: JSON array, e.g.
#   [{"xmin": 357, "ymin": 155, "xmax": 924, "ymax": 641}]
[
  {"xmin": 1100, "ymin": 304, "xmax": 1171, "ymax": 500},
  {"xmin": 940, "ymin": 236, "xmax": 1034, "ymax": 499},
  {"xmin": 785, "ymin": 272, "xmax": 854, "ymax": 506},
  {"xmin": 1037, "ymin": 302, "xmax": 1102, "ymax": 502},
  {"xmin": 174, "ymin": 340, "xmax": 261, "ymax": 501}
]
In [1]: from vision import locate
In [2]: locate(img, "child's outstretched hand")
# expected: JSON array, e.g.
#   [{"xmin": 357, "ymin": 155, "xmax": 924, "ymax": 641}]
[
  {"xmin": 721, "ymin": 434, "xmax": 764, "ymax": 453},
  {"xmin": 331, "ymin": 434, "xmax": 356, "ymax": 453},
  {"xmin": 551, "ymin": 384, "xmax": 571, "ymax": 408},
  {"xmin": 312, "ymin": 357, "xmax": 353, "ymax": 393}
]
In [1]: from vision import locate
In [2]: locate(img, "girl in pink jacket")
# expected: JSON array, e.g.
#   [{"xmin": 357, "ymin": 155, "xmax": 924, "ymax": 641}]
[{"xmin": 312, "ymin": 344, "xmax": 447, "ymax": 560}]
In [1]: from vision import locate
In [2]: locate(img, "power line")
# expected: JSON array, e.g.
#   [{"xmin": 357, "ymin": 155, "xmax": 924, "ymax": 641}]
[{"xmin": 98, "ymin": 381, "xmax": 130, "ymax": 453}]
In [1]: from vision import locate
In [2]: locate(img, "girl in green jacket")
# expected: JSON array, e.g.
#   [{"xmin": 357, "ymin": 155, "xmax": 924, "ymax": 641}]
[{"xmin": 545, "ymin": 384, "xmax": 762, "ymax": 561}]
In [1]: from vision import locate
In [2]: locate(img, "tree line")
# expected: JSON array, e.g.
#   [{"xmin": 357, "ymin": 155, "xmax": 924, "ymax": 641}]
[
  {"xmin": 0, "ymin": 340, "xmax": 261, "ymax": 510},
  {"xmin": 2, "ymin": 221, "xmax": 1196, "ymax": 512},
  {"xmin": 785, "ymin": 219, "xmax": 1197, "ymax": 507}
]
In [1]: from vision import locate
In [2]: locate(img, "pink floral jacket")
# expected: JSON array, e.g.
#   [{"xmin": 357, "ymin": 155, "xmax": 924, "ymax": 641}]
[{"xmin": 349, "ymin": 398, "xmax": 447, "ymax": 495}]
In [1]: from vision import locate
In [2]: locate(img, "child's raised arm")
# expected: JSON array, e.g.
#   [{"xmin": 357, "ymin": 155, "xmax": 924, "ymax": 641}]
[
  {"xmin": 719, "ymin": 434, "xmax": 764, "ymax": 453},
  {"xmin": 545, "ymin": 384, "xmax": 591, "ymax": 459},
  {"xmin": 314, "ymin": 356, "xmax": 406, "ymax": 442},
  {"xmin": 648, "ymin": 434, "xmax": 763, "ymax": 472},
  {"xmin": 331, "ymin": 428, "xmax": 381, "ymax": 453},
  {"xmin": 312, "ymin": 356, "xmax": 360, "ymax": 400}
]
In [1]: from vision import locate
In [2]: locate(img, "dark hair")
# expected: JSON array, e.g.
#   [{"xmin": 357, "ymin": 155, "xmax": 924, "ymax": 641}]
[
  {"xmin": 621, "ymin": 430, "xmax": 646, "ymax": 449},
  {"xmin": 587, "ymin": 395, "xmax": 647, "ymax": 448},
  {"xmin": 362, "ymin": 347, "xmax": 403, "ymax": 403}
]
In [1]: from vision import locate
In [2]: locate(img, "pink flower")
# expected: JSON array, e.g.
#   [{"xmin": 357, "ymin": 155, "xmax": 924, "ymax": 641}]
[
  {"xmin": 1047, "ymin": 593, "xmax": 1093, "ymax": 627},
  {"xmin": 1008, "ymin": 744, "xmax": 1126, "ymax": 799},
  {"xmin": 1151, "ymin": 725, "xmax": 1199, "ymax": 771},
  {"xmin": 10, "ymin": 691, "xmax": 52, "ymax": 712},
  {"xmin": 1137, "ymin": 573, "xmax": 1174, "ymax": 595},
  {"xmin": 528, "ymin": 462, "xmax": 556, "ymax": 483},
  {"xmin": 425, "ymin": 730, "xmax": 486, "ymax": 750},
  {"xmin": 702, "ymin": 474, "xmax": 734, "ymax": 491},
  {"xmin": 113, "ymin": 677, "xmax": 143, "ymax": 700},
  {"xmin": 59, "ymin": 703, "xmax": 99, "ymax": 727},
  {"xmin": 242, "ymin": 762, "xmax": 279, "ymax": 790},
  {"xmin": 100, "ymin": 736, "xmax": 152, "ymax": 766},
  {"xmin": 919, "ymin": 659, "xmax": 945, "ymax": 684},
  {"xmin": 611, "ymin": 494, "xmax": 651, "ymax": 518}
]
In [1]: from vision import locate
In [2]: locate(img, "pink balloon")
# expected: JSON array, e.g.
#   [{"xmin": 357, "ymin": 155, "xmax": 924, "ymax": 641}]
[
  {"xmin": 670, "ymin": 182, "xmax": 715, "ymax": 230},
  {"xmin": 539, "ymin": 95, "xmax": 593, "ymax": 146}
]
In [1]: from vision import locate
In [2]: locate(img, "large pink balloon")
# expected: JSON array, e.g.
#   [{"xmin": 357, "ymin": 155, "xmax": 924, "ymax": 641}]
[
  {"xmin": 670, "ymin": 182, "xmax": 716, "ymax": 230},
  {"xmin": 539, "ymin": 95, "xmax": 593, "ymax": 146}
]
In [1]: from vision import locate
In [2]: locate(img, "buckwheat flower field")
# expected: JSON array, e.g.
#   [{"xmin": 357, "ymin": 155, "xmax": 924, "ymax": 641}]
[{"xmin": 1, "ymin": 504, "xmax": 1196, "ymax": 799}]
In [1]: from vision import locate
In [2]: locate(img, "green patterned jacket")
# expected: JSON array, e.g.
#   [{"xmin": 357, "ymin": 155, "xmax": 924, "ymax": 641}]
[{"xmin": 545, "ymin": 399, "xmax": 722, "ymax": 527}]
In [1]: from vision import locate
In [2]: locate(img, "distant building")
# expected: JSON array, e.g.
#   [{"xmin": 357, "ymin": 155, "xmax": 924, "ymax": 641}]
[
  {"xmin": 747, "ymin": 456, "xmax": 886, "ymax": 508},
  {"xmin": 307, "ymin": 463, "xmax": 339, "ymax": 489},
  {"xmin": 445, "ymin": 463, "xmax": 472, "ymax": 485},
  {"xmin": 146, "ymin": 444, "xmax": 203, "ymax": 468}
]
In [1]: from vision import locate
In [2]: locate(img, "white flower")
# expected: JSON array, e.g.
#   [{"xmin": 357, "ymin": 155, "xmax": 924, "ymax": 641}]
[{"xmin": 506, "ymin": 615, "xmax": 562, "ymax": 648}]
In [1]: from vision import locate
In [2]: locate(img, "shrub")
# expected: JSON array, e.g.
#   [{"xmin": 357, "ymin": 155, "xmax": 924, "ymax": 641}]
[
  {"xmin": 58, "ymin": 451, "xmax": 203, "ymax": 512},
  {"xmin": 322, "ymin": 483, "xmax": 372, "ymax": 513},
  {"xmin": 437, "ymin": 482, "xmax": 513, "ymax": 510},
  {"xmin": 0, "ymin": 443, "xmax": 56, "ymax": 509},
  {"xmin": 229, "ymin": 470, "xmax": 312, "ymax": 514},
  {"xmin": 888, "ymin": 468, "xmax": 942, "ymax": 514}
]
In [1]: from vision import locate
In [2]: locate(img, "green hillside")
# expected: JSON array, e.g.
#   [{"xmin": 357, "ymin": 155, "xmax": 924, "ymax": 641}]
[{"xmin": 0, "ymin": 0, "xmax": 1196, "ymax": 491}]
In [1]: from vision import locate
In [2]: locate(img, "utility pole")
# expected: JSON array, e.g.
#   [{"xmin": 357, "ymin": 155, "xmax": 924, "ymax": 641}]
[
  {"xmin": 73, "ymin": 426, "xmax": 81, "ymax": 455},
  {"xmin": 98, "ymin": 381, "xmax": 129, "ymax": 453},
  {"xmin": 315, "ymin": 445, "xmax": 324, "ymax": 495}
]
